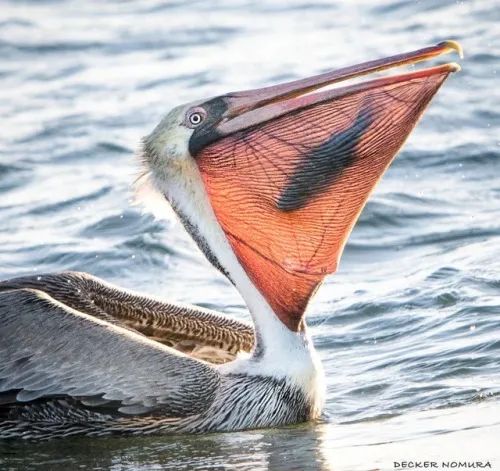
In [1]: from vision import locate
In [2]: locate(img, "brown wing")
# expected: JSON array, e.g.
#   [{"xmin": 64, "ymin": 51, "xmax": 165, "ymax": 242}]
[
  {"xmin": 0, "ymin": 287, "xmax": 220, "ymax": 416},
  {"xmin": 0, "ymin": 272, "xmax": 254, "ymax": 364}
]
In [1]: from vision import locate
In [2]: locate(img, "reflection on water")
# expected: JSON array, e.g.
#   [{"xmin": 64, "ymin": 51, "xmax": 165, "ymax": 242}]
[{"xmin": 0, "ymin": 0, "xmax": 499, "ymax": 469}]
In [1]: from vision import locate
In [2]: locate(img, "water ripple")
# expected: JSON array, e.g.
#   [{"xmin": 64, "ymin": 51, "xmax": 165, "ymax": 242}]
[{"xmin": 0, "ymin": 0, "xmax": 498, "ymax": 466}]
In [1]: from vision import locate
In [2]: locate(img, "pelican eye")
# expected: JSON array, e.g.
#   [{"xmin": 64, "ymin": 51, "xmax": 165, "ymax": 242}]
[{"xmin": 186, "ymin": 108, "xmax": 207, "ymax": 128}]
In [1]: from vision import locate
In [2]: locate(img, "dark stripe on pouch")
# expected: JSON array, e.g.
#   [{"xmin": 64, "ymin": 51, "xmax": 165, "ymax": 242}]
[{"xmin": 277, "ymin": 104, "xmax": 374, "ymax": 211}]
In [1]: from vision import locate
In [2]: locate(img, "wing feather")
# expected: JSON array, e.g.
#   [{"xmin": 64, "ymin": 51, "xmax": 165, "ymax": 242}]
[
  {"xmin": 0, "ymin": 271, "xmax": 254, "ymax": 363},
  {"xmin": 0, "ymin": 288, "xmax": 220, "ymax": 417}
]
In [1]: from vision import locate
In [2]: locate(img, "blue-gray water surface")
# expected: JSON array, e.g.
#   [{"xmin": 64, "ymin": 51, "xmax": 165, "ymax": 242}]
[{"xmin": 0, "ymin": 0, "xmax": 499, "ymax": 470}]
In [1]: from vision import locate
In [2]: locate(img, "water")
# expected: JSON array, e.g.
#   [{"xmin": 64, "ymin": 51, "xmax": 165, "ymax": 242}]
[{"xmin": 0, "ymin": 0, "xmax": 499, "ymax": 469}]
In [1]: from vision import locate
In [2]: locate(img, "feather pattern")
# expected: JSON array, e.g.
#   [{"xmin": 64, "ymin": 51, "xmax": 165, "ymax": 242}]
[{"xmin": 0, "ymin": 274, "xmax": 319, "ymax": 440}]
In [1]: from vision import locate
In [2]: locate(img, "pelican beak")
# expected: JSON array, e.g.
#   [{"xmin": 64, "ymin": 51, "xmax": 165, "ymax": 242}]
[
  {"xmin": 217, "ymin": 40, "xmax": 462, "ymax": 135},
  {"xmin": 194, "ymin": 41, "xmax": 462, "ymax": 331}
]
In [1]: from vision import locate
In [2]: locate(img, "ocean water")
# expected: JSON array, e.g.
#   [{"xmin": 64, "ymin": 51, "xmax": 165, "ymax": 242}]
[{"xmin": 0, "ymin": 0, "xmax": 499, "ymax": 469}]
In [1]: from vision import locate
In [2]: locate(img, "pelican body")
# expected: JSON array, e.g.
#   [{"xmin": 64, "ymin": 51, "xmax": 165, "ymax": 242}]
[{"xmin": 0, "ymin": 42, "xmax": 461, "ymax": 439}]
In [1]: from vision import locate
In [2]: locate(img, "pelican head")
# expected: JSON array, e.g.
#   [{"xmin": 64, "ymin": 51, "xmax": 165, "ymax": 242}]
[{"xmin": 141, "ymin": 41, "xmax": 461, "ymax": 333}]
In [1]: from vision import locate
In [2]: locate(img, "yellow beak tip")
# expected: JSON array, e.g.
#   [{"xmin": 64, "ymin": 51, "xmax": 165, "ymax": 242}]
[{"xmin": 439, "ymin": 40, "xmax": 464, "ymax": 59}]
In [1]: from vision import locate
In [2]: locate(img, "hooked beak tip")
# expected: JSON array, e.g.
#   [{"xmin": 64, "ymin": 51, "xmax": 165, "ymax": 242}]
[{"xmin": 437, "ymin": 40, "xmax": 464, "ymax": 59}]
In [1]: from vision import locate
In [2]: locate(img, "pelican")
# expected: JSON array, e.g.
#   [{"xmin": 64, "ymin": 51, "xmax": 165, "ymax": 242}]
[{"xmin": 0, "ymin": 41, "xmax": 461, "ymax": 439}]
